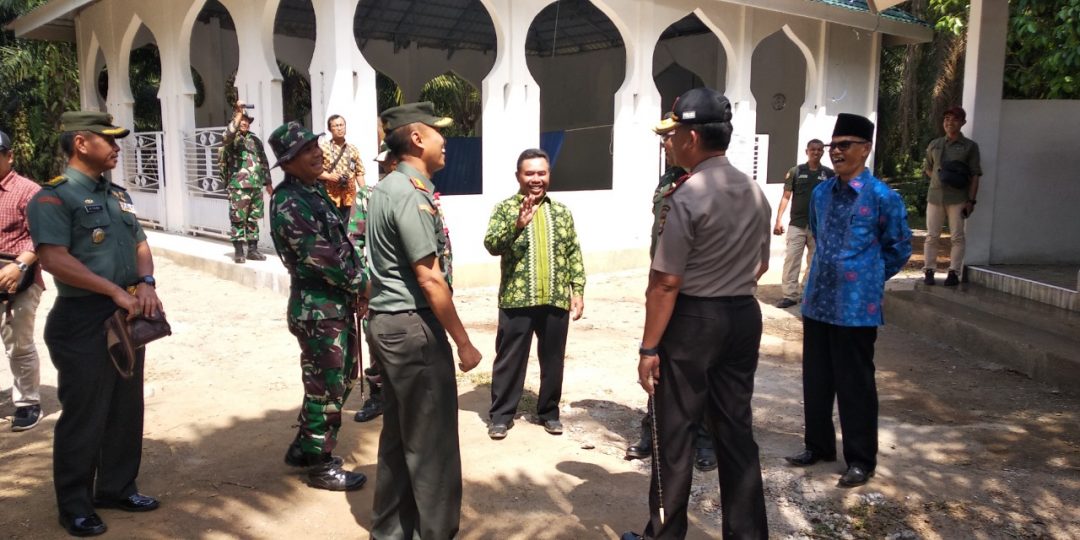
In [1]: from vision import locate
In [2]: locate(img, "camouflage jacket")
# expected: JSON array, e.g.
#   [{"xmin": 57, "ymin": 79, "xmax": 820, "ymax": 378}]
[
  {"xmin": 270, "ymin": 175, "xmax": 366, "ymax": 321},
  {"xmin": 346, "ymin": 185, "xmax": 372, "ymax": 267},
  {"xmin": 220, "ymin": 120, "xmax": 271, "ymax": 190}
]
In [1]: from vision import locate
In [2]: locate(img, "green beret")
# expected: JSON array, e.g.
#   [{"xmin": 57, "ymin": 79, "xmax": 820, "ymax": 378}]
[
  {"xmin": 380, "ymin": 102, "xmax": 452, "ymax": 132},
  {"xmin": 60, "ymin": 111, "xmax": 130, "ymax": 138}
]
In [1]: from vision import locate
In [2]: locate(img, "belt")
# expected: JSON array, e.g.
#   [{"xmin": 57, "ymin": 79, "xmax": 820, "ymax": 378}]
[
  {"xmin": 368, "ymin": 307, "xmax": 432, "ymax": 316},
  {"xmin": 677, "ymin": 293, "xmax": 755, "ymax": 303}
]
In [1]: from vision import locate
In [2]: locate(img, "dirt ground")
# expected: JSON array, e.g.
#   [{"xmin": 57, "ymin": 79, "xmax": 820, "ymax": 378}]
[{"xmin": 0, "ymin": 253, "xmax": 1077, "ymax": 539}]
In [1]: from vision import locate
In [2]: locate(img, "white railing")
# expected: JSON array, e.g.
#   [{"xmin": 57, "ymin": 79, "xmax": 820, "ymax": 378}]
[
  {"xmin": 183, "ymin": 127, "xmax": 231, "ymax": 238},
  {"xmin": 121, "ymin": 131, "xmax": 166, "ymax": 227}
]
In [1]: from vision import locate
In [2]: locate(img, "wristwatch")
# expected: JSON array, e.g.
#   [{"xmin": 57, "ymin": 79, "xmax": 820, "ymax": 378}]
[
  {"xmin": 138, "ymin": 275, "xmax": 156, "ymax": 288},
  {"xmin": 14, "ymin": 261, "xmax": 28, "ymax": 273},
  {"xmin": 639, "ymin": 344, "xmax": 660, "ymax": 356}
]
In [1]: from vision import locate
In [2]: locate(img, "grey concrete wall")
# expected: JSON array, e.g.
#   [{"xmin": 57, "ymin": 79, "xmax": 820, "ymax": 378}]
[{"xmin": 990, "ymin": 100, "xmax": 1080, "ymax": 264}]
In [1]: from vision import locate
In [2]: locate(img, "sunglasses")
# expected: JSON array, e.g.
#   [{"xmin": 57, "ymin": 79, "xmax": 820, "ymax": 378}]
[{"xmin": 825, "ymin": 140, "xmax": 870, "ymax": 151}]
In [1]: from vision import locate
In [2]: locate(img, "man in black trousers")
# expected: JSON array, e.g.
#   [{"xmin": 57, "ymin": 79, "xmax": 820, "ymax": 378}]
[
  {"xmin": 29, "ymin": 111, "xmax": 162, "ymax": 537},
  {"xmin": 623, "ymin": 88, "xmax": 771, "ymax": 540}
]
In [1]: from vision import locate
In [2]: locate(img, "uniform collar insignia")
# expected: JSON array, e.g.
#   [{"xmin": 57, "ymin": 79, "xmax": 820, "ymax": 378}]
[{"xmin": 410, "ymin": 177, "xmax": 429, "ymax": 193}]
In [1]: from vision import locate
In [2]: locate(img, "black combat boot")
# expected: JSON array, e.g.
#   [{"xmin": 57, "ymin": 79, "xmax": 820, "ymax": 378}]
[
  {"xmin": 232, "ymin": 242, "xmax": 246, "ymax": 264},
  {"xmin": 625, "ymin": 413, "xmax": 652, "ymax": 460},
  {"xmin": 353, "ymin": 370, "xmax": 384, "ymax": 422},
  {"xmin": 307, "ymin": 456, "xmax": 367, "ymax": 491},
  {"xmin": 284, "ymin": 433, "xmax": 343, "ymax": 468},
  {"xmin": 246, "ymin": 240, "xmax": 266, "ymax": 261}
]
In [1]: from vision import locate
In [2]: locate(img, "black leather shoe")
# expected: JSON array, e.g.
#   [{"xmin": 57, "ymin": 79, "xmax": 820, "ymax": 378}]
[
  {"xmin": 543, "ymin": 419, "xmax": 564, "ymax": 435},
  {"xmin": 307, "ymin": 461, "xmax": 367, "ymax": 491},
  {"xmin": 488, "ymin": 419, "xmax": 513, "ymax": 440},
  {"xmin": 93, "ymin": 493, "xmax": 159, "ymax": 512},
  {"xmin": 694, "ymin": 446, "xmax": 718, "ymax": 472},
  {"xmin": 784, "ymin": 448, "xmax": 837, "ymax": 467},
  {"xmin": 923, "ymin": 269, "xmax": 935, "ymax": 285},
  {"xmin": 775, "ymin": 298, "xmax": 798, "ymax": 308},
  {"xmin": 944, "ymin": 270, "xmax": 960, "ymax": 286},
  {"xmin": 59, "ymin": 513, "xmax": 107, "ymax": 537},
  {"xmin": 353, "ymin": 396, "xmax": 384, "ymax": 422},
  {"xmin": 838, "ymin": 465, "xmax": 874, "ymax": 488}
]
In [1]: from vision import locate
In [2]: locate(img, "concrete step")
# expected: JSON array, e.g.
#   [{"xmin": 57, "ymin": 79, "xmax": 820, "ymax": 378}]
[
  {"xmin": 967, "ymin": 265, "xmax": 1079, "ymax": 312},
  {"xmin": 886, "ymin": 283, "xmax": 1080, "ymax": 390}
]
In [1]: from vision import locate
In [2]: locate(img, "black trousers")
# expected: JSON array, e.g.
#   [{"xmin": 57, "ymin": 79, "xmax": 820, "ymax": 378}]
[
  {"xmin": 801, "ymin": 316, "xmax": 879, "ymax": 470},
  {"xmin": 489, "ymin": 305, "xmax": 569, "ymax": 425},
  {"xmin": 369, "ymin": 310, "xmax": 461, "ymax": 539},
  {"xmin": 644, "ymin": 295, "xmax": 767, "ymax": 540},
  {"xmin": 46, "ymin": 295, "xmax": 145, "ymax": 518}
]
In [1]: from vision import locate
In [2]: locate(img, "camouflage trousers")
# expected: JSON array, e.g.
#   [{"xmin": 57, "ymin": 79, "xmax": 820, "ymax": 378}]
[
  {"xmin": 288, "ymin": 316, "xmax": 359, "ymax": 457},
  {"xmin": 228, "ymin": 187, "xmax": 264, "ymax": 242}
]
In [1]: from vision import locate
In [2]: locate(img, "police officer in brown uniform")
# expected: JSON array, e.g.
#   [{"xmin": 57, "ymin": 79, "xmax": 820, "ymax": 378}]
[{"xmin": 623, "ymin": 88, "xmax": 771, "ymax": 540}]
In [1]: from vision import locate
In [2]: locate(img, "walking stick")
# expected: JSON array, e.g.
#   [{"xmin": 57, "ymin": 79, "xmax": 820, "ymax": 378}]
[{"xmin": 649, "ymin": 393, "xmax": 666, "ymax": 525}]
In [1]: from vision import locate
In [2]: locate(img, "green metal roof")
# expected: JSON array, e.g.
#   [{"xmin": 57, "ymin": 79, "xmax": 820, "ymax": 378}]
[{"xmin": 811, "ymin": 0, "xmax": 931, "ymax": 27}]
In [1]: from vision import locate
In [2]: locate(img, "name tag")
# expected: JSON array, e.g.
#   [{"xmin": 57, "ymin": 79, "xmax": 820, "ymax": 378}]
[
  {"xmin": 83, "ymin": 204, "xmax": 103, "ymax": 214},
  {"xmin": 119, "ymin": 202, "xmax": 137, "ymax": 214}
]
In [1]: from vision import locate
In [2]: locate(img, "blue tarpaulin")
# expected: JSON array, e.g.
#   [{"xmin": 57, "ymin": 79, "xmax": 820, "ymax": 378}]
[{"xmin": 429, "ymin": 132, "xmax": 567, "ymax": 195}]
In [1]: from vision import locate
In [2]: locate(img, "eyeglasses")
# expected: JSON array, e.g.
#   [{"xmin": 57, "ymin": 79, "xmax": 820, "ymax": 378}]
[{"xmin": 825, "ymin": 140, "xmax": 870, "ymax": 152}]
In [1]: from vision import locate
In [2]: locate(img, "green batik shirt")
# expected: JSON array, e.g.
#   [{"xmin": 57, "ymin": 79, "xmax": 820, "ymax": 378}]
[
  {"xmin": 220, "ymin": 119, "xmax": 271, "ymax": 190},
  {"xmin": 28, "ymin": 167, "xmax": 146, "ymax": 297},
  {"xmin": 270, "ymin": 175, "xmax": 366, "ymax": 321},
  {"xmin": 484, "ymin": 193, "xmax": 585, "ymax": 310}
]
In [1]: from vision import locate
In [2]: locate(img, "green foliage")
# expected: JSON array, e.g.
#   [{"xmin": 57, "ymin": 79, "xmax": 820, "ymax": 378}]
[
  {"xmin": 0, "ymin": 0, "xmax": 80, "ymax": 182},
  {"xmin": 1004, "ymin": 0, "xmax": 1080, "ymax": 99},
  {"xmin": 279, "ymin": 61, "xmax": 311, "ymax": 124},
  {"xmin": 376, "ymin": 72, "xmax": 403, "ymax": 113},
  {"xmin": 419, "ymin": 72, "xmax": 480, "ymax": 138}
]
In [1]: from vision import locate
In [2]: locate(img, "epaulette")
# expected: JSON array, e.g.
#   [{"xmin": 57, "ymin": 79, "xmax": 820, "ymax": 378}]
[
  {"xmin": 663, "ymin": 173, "xmax": 692, "ymax": 198},
  {"xmin": 44, "ymin": 176, "xmax": 67, "ymax": 187},
  {"xmin": 111, "ymin": 183, "xmax": 129, "ymax": 192},
  {"xmin": 410, "ymin": 177, "xmax": 429, "ymax": 193}
]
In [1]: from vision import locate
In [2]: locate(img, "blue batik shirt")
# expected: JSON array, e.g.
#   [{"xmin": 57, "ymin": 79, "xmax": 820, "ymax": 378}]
[{"xmin": 801, "ymin": 168, "xmax": 912, "ymax": 327}]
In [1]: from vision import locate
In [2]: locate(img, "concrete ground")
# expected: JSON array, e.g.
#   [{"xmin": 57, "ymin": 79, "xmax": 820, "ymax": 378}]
[{"xmin": 0, "ymin": 231, "xmax": 1076, "ymax": 539}]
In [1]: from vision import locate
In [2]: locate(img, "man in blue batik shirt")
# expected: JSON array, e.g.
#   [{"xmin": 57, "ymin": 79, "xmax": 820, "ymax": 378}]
[{"xmin": 784, "ymin": 113, "xmax": 911, "ymax": 489}]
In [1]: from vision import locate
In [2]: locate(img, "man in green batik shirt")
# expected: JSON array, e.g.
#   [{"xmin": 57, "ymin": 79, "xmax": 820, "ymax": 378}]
[
  {"xmin": 483, "ymin": 148, "xmax": 585, "ymax": 440},
  {"xmin": 220, "ymin": 100, "xmax": 272, "ymax": 264},
  {"xmin": 267, "ymin": 121, "xmax": 368, "ymax": 493}
]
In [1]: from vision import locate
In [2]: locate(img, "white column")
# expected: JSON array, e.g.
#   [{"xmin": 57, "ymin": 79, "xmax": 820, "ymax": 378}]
[
  {"xmin": 219, "ymin": 0, "xmax": 285, "ymax": 141},
  {"xmin": 157, "ymin": 30, "xmax": 197, "ymax": 233},
  {"xmin": 961, "ymin": 0, "xmax": 1007, "ymax": 266},
  {"xmin": 310, "ymin": 0, "xmax": 377, "ymax": 159},
  {"xmin": 479, "ymin": 0, "xmax": 543, "ymax": 196}
]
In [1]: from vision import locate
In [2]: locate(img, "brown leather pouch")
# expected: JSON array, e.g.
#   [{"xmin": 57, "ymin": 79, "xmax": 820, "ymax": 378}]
[{"xmin": 104, "ymin": 310, "xmax": 172, "ymax": 378}]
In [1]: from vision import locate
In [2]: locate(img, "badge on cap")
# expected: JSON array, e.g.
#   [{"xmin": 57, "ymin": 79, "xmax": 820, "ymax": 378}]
[{"xmin": 92, "ymin": 228, "xmax": 106, "ymax": 244}]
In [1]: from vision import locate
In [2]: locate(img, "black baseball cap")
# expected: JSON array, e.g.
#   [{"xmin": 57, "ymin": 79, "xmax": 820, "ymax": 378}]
[
  {"xmin": 654, "ymin": 87, "xmax": 733, "ymax": 134},
  {"xmin": 0, "ymin": 130, "xmax": 10, "ymax": 152}
]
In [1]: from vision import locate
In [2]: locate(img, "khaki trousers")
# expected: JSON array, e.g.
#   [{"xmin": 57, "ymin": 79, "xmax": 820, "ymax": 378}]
[
  {"xmin": 0, "ymin": 284, "xmax": 42, "ymax": 407},
  {"xmin": 924, "ymin": 202, "xmax": 966, "ymax": 272},
  {"xmin": 781, "ymin": 226, "xmax": 815, "ymax": 301}
]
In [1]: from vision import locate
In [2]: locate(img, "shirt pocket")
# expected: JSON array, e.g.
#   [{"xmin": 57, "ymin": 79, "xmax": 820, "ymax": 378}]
[
  {"xmin": 75, "ymin": 211, "xmax": 112, "ymax": 244},
  {"xmin": 793, "ymin": 178, "xmax": 812, "ymax": 194}
]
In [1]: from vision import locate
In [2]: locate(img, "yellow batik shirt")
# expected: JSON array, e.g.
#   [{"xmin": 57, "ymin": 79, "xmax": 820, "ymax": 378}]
[{"xmin": 319, "ymin": 139, "xmax": 365, "ymax": 207}]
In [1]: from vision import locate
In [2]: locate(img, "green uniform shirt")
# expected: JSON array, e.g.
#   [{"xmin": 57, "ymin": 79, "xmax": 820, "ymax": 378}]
[
  {"xmin": 783, "ymin": 163, "xmax": 833, "ymax": 229},
  {"xmin": 924, "ymin": 134, "xmax": 982, "ymax": 206},
  {"xmin": 483, "ymin": 193, "xmax": 585, "ymax": 310},
  {"xmin": 220, "ymin": 119, "xmax": 271, "ymax": 190},
  {"xmin": 367, "ymin": 162, "xmax": 451, "ymax": 312},
  {"xmin": 651, "ymin": 166, "xmax": 686, "ymax": 259},
  {"xmin": 27, "ymin": 167, "xmax": 146, "ymax": 297}
]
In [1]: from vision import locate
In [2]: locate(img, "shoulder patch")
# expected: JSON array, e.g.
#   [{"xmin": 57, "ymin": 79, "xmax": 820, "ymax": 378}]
[
  {"xmin": 34, "ymin": 195, "xmax": 63, "ymax": 206},
  {"xmin": 45, "ymin": 176, "xmax": 67, "ymax": 187},
  {"xmin": 663, "ymin": 173, "xmax": 691, "ymax": 198},
  {"xmin": 410, "ymin": 177, "xmax": 429, "ymax": 193},
  {"xmin": 111, "ymin": 183, "xmax": 128, "ymax": 192}
]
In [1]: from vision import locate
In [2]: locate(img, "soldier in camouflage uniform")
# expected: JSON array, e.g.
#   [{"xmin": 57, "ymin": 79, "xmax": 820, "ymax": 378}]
[
  {"xmin": 220, "ymin": 100, "xmax": 272, "ymax": 264},
  {"xmin": 348, "ymin": 143, "xmax": 397, "ymax": 423},
  {"xmin": 267, "ymin": 121, "xmax": 368, "ymax": 492}
]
